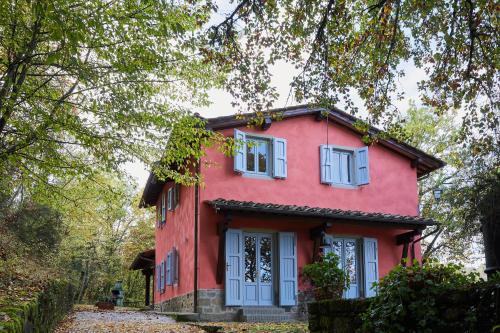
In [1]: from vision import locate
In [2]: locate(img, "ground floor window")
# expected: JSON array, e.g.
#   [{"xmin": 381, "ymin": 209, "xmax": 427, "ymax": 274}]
[
  {"xmin": 324, "ymin": 235, "xmax": 379, "ymax": 298},
  {"xmin": 225, "ymin": 230, "xmax": 297, "ymax": 306}
]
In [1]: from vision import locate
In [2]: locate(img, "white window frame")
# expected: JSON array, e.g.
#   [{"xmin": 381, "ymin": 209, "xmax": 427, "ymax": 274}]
[
  {"xmin": 324, "ymin": 235, "xmax": 373, "ymax": 299},
  {"xmin": 331, "ymin": 148, "xmax": 355, "ymax": 186},
  {"xmin": 244, "ymin": 135, "xmax": 273, "ymax": 177},
  {"xmin": 161, "ymin": 192, "xmax": 166, "ymax": 224}
]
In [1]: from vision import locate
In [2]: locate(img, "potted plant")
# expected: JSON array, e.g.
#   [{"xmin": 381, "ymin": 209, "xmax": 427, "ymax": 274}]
[{"xmin": 302, "ymin": 252, "xmax": 349, "ymax": 300}]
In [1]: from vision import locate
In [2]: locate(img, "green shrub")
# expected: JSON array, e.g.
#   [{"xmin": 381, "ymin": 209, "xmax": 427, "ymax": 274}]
[
  {"xmin": 302, "ymin": 252, "xmax": 349, "ymax": 300},
  {"xmin": 361, "ymin": 260, "xmax": 480, "ymax": 333}
]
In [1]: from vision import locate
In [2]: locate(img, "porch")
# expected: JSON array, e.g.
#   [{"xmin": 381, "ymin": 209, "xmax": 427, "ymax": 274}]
[
  {"xmin": 207, "ymin": 198, "xmax": 436, "ymax": 315},
  {"xmin": 129, "ymin": 248, "xmax": 155, "ymax": 307}
]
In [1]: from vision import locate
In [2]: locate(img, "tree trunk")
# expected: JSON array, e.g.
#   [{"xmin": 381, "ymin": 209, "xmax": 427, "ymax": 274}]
[
  {"xmin": 481, "ymin": 174, "xmax": 500, "ymax": 279},
  {"xmin": 482, "ymin": 211, "xmax": 500, "ymax": 278}
]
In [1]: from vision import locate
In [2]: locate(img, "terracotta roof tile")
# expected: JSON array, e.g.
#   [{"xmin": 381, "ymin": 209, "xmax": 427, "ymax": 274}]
[{"xmin": 206, "ymin": 198, "xmax": 437, "ymax": 228}]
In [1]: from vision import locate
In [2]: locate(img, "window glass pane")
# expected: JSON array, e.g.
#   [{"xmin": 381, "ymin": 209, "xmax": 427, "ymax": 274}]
[
  {"xmin": 259, "ymin": 236, "xmax": 272, "ymax": 283},
  {"xmin": 257, "ymin": 141, "xmax": 268, "ymax": 173},
  {"xmin": 332, "ymin": 240, "xmax": 343, "ymax": 269},
  {"xmin": 332, "ymin": 152, "xmax": 341, "ymax": 183},
  {"xmin": 340, "ymin": 153, "xmax": 350, "ymax": 184},
  {"xmin": 244, "ymin": 236, "xmax": 256, "ymax": 282},
  {"xmin": 246, "ymin": 141, "xmax": 255, "ymax": 172},
  {"xmin": 345, "ymin": 240, "xmax": 357, "ymax": 284},
  {"xmin": 346, "ymin": 154, "xmax": 351, "ymax": 183}
]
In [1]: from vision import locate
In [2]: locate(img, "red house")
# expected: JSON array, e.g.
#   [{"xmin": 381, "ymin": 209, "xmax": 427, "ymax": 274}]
[{"xmin": 137, "ymin": 105, "xmax": 443, "ymax": 321}]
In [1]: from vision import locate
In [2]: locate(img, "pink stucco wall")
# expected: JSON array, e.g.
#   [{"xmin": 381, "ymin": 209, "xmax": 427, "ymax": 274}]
[
  {"xmin": 198, "ymin": 114, "xmax": 421, "ymax": 290},
  {"xmin": 153, "ymin": 114, "xmax": 423, "ymax": 303},
  {"xmin": 154, "ymin": 182, "xmax": 196, "ymax": 304},
  {"xmin": 201, "ymin": 115, "xmax": 418, "ymax": 215},
  {"xmin": 197, "ymin": 209, "xmax": 421, "ymax": 290}
]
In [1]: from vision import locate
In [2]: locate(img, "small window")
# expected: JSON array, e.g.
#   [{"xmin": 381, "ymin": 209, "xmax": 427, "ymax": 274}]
[
  {"xmin": 234, "ymin": 129, "xmax": 287, "ymax": 178},
  {"xmin": 161, "ymin": 192, "xmax": 166, "ymax": 224},
  {"xmin": 246, "ymin": 137, "xmax": 270, "ymax": 175},
  {"xmin": 332, "ymin": 149, "xmax": 354, "ymax": 185},
  {"xmin": 167, "ymin": 188, "xmax": 173, "ymax": 211},
  {"xmin": 173, "ymin": 184, "xmax": 180, "ymax": 209},
  {"xmin": 320, "ymin": 145, "xmax": 370, "ymax": 187}
]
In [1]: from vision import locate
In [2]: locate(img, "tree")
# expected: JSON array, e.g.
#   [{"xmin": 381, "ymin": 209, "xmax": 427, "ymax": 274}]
[
  {"xmin": 399, "ymin": 106, "xmax": 499, "ymax": 275},
  {"xmin": 207, "ymin": 0, "xmax": 498, "ymax": 152},
  {"xmin": 207, "ymin": 0, "xmax": 499, "ymax": 274},
  {"xmin": 0, "ymin": 0, "xmax": 221, "ymax": 191}
]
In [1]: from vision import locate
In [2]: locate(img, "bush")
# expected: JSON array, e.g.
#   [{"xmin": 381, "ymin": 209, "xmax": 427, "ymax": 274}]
[
  {"xmin": 6, "ymin": 202, "xmax": 65, "ymax": 255},
  {"xmin": 302, "ymin": 252, "xmax": 349, "ymax": 300},
  {"xmin": 361, "ymin": 260, "xmax": 482, "ymax": 333}
]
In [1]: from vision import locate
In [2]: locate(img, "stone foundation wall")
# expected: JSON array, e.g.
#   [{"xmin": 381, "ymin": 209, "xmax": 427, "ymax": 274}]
[
  {"xmin": 155, "ymin": 288, "xmax": 309, "ymax": 321},
  {"xmin": 291, "ymin": 290, "xmax": 315, "ymax": 321},
  {"xmin": 154, "ymin": 292, "xmax": 194, "ymax": 313}
]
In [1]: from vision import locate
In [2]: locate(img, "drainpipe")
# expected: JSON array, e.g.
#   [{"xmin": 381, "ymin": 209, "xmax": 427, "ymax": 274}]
[{"xmin": 193, "ymin": 163, "xmax": 200, "ymax": 313}]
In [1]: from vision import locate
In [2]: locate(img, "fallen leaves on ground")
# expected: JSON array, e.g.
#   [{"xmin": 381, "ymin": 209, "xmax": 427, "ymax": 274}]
[{"xmin": 54, "ymin": 306, "xmax": 309, "ymax": 333}]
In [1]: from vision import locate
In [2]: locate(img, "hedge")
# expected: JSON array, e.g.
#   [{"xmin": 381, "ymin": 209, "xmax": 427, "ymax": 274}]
[
  {"xmin": 308, "ymin": 298, "xmax": 372, "ymax": 333},
  {"xmin": 308, "ymin": 283, "xmax": 500, "ymax": 333},
  {"xmin": 0, "ymin": 280, "xmax": 75, "ymax": 333}
]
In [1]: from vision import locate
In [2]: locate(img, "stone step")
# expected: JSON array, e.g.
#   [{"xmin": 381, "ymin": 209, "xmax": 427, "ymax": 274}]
[
  {"xmin": 241, "ymin": 314, "xmax": 295, "ymax": 322},
  {"xmin": 239, "ymin": 307, "xmax": 286, "ymax": 315}
]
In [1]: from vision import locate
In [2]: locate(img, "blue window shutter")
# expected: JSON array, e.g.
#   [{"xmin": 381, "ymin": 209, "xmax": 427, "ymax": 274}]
[
  {"xmin": 320, "ymin": 145, "xmax": 333, "ymax": 184},
  {"xmin": 279, "ymin": 232, "xmax": 297, "ymax": 306},
  {"xmin": 160, "ymin": 261, "xmax": 165, "ymax": 292},
  {"xmin": 272, "ymin": 137, "xmax": 287, "ymax": 179},
  {"xmin": 363, "ymin": 238, "xmax": 378, "ymax": 297},
  {"xmin": 167, "ymin": 188, "xmax": 173, "ymax": 211},
  {"xmin": 174, "ymin": 184, "xmax": 180, "ymax": 208},
  {"xmin": 166, "ymin": 253, "xmax": 172, "ymax": 286},
  {"xmin": 225, "ymin": 229, "xmax": 243, "ymax": 306},
  {"xmin": 161, "ymin": 192, "xmax": 166, "ymax": 224},
  {"xmin": 356, "ymin": 147, "xmax": 370, "ymax": 185},
  {"xmin": 156, "ymin": 265, "xmax": 159, "ymax": 292},
  {"xmin": 172, "ymin": 247, "xmax": 178, "ymax": 284},
  {"xmin": 234, "ymin": 129, "xmax": 246, "ymax": 173}
]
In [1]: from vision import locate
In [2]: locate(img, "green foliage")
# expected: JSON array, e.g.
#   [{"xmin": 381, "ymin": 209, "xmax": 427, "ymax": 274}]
[
  {"xmin": 302, "ymin": 252, "xmax": 349, "ymax": 300},
  {"xmin": 208, "ymin": 0, "xmax": 498, "ymax": 153},
  {"xmin": 0, "ymin": 0, "xmax": 223, "ymax": 194},
  {"xmin": 361, "ymin": 260, "xmax": 480, "ymax": 333},
  {"xmin": 6, "ymin": 202, "xmax": 65, "ymax": 255},
  {"xmin": 308, "ymin": 298, "xmax": 372, "ymax": 333}
]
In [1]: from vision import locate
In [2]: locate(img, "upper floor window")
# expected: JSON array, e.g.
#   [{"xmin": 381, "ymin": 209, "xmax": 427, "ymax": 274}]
[
  {"xmin": 320, "ymin": 145, "xmax": 370, "ymax": 187},
  {"xmin": 234, "ymin": 129, "xmax": 287, "ymax": 179},
  {"xmin": 246, "ymin": 137, "xmax": 270, "ymax": 175},
  {"xmin": 161, "ymin": 192, "xmax": 166, "ymax": 224}
]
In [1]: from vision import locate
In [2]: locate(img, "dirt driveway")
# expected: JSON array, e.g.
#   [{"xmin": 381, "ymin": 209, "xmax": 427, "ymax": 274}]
[{"xmin": 55, "ymin": 305, "xmax": 308, "ymax": 333}]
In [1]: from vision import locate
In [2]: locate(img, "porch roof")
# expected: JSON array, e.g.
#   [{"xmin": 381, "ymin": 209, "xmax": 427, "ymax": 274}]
[
  {"xmin": 207, "ymin": 198, "xmax": 437, "ymax": 229},
  {"xmin": 129, "ymin": 248, "xmax": 155, "ymax": 271}
]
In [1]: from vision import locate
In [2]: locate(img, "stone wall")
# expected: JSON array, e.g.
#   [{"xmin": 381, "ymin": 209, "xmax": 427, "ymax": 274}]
[
  {"xmin": 154, "ymin": 292, "xmax": 194, "ymax": 313},
  {"xmin": 155, "ymin": 288, "xmax": 310, "ymax": 321},
  {"xmin": 291, "ymin": 290, "xmax": 315, "ymax": 321},
  {"xmin": 0, "ymin": 280, "xmax": 75, "ymax": 333}
]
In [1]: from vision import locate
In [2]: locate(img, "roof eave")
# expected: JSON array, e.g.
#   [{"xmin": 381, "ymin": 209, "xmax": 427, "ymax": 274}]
[
  {"xmin": 207, "ymin": 199, "xmax": 438, "ymax": 228},
  {"xmin": 206, "ymin": 105, "xmax": 445, "ymax": 177}
]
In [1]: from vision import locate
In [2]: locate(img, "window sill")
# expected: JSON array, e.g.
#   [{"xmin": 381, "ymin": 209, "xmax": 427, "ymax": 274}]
[
  {"xmin": 331, "ymin": 183, "xmax": 359, "ymax": 190},
  {"xmin": 241, "ymin": 173, "xmax": 274, "ymax": 180}
]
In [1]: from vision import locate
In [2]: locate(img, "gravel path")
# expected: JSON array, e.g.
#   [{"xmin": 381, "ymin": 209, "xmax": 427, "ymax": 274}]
[
  {"xmin": 54, "ymin": 305, "xmax": 309, "ymax": 333},
  {"xmin": 54, "ymin": 306, "xmax": 202, "ymax": 333}
]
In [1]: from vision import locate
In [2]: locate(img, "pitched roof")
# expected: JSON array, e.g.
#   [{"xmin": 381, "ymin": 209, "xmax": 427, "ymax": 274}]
[
  {"xmin": 206, "ymin": 198, "xmax": 437, "ymax": 229},
  {"xmin": 205, "ymin": 104, "xmax": 445, "ymax": 178}
]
